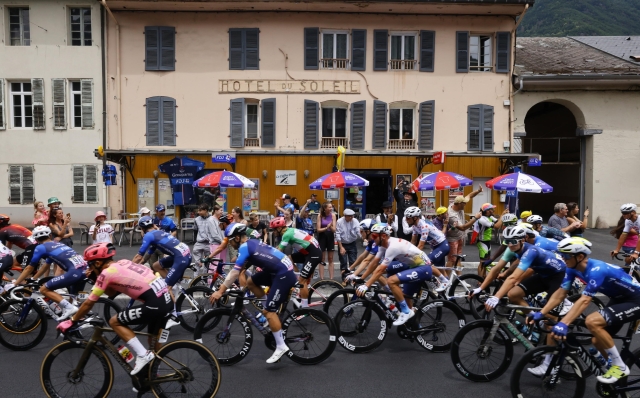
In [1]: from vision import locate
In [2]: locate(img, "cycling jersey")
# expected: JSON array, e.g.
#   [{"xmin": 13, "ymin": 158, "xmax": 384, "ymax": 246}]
[
  {"xmin": 533, "ymin": 235, "xmax": 559, "ymax": 252},
  {"xmin": 153, "ymin": 216, "xmax": 178, "ymax": 233},
  {"xmin": 89, "ymin": 259, "xmax": 168, "ymax": 302},
  {"xmin": 539, "ymin": 225, "xmax": 567, "ymax": 241},
  {"xmin": 474, "ymin": 216, "xmax": 497, "ymax": 242},
  {"xmin": 376, "ymin": 238, "xmax": 431, "ymax": 268},
  {"xmin": 235, "ymin": 239, "xmax": 294, "ymax": 275},
  {"xmin": 562, "ymin": 259, "xmax": 640, "ymax": 300},
  {"xmin": 30, "ymin": 241, "xmax": 87, "ymax": 271},
  {"xmin": 0, "ymin": 224, "xmax": 35, "ymax": 250},
  {"xmin": 277, "ymin": 228, "xmax": 320, "ymax": 255},
  {"xmin": 623, "ymin": 218, "xmax": 640, "ymax": 234},
  {"xmin": 411, "ymin": 219, "xmax": 446, "ymax": 247},
  {"xmin": 365, "ymin": 240, "xmax": 379, "ymax": 256},
  {"xmin": 515, "ymin": 243, "xmax": 566, "ymax": 277},
  {"xmin": 139, "ymin": 230, "xmax": 191, "ymax": 259}
]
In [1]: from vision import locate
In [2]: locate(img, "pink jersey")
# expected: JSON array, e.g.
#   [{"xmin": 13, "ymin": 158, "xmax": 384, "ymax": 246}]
[{"xmin": 88, "ymin": 259, "xmax": 168, "ymax": 301}]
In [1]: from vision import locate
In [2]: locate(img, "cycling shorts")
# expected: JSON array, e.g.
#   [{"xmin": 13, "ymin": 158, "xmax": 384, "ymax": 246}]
[
  {"xmin": 517, "ymin": 272, "xmax": 564, "ymax": 297},
  {"xmin": 44, "ymin": 268, "xmax": 87, "ymax": 295},
  {"xmin": 427, "ymin": 240, "xmax": 450, "ymax": 268},
  {"xmin": 161, "ymin": 255, "xmax": 191, "ymax": 287},
  {"xmin": 0, "ymin": 255, "xmax": 13, "ymax": 276},
  {"xmin": 294, "ymin": 246, "xmax": 323, "ymax": 280},
  {"xmin": 477, "ymin": 241, "xmax": 491, "ymax": 260},
  {"xmin": 250, "ymin": 270, "xmax": 297, "ymax": 312},
  {"xmin": 117, "ymin": 289, "xmax": 173, "ymax": 335},
  {"xmin": 387, "ymin": 262, "xmax": 433, "ymax": 297},
  {"xmin": 16, "ymin": 244, "xmax": 38, "ymax": 269},
  {"xmin": 599, "ymin": 298, "xmax": 640, "ymax": 336}
]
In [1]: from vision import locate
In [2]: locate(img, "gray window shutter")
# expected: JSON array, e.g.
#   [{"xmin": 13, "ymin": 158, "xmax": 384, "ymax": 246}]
[
  {"xmin": 351, "ymin": 29, "xmax": 367, "ymax": 71},
  {"xmin": 245, "ymin": 29, "xmax": 259, "ymax": 70},
  {"xmin": 86, "ymin": 165, "xmax": 98, "ymax": 203},
  {"xmin": 303, "ymin": 100, "xmax": 319, "ymax": 149},
  {"xmin": 350, "ymin": 101, "xmax": 366, "ymax": 150},
  {"xmin": 0, "ymin": 79, "xmax": 5, "ymax": 130},
  {"xmin": 467, "ymin": 104, "xmax": 481, "ymax": 151},
  {"xmin": 9, "ymin": 166, "xmax": 22, "ymax": 204},
  {"xmin": 31, "ymin": 78, "xmax": 45, "ymax": 130},
  {"xmin": 22, "ymin": 165, "xmax": 34, "ymax": 204},
  {"xmin": 373, "ymin": 30, "xmax": 388, "ymax": 71},
  {"xmin": 73, "ymin": 165, "xmax": 85, "ymax": 203},
  {"xmin": 456, "ymin": 31, "xmax": 469, "ymax": 73},
  {"xmin": 419, "ymin": 30, "xmax": 435, "ymax": 72},
  {"xmin": 52, "ymin": 78, "xmax": 66, "ymax": 130},
  {"xmin": 159, "ymin": 27, "xmax": 175, "ymax": 71},
  {"xmin": 372, "ymin": 100, "xmax": 387, "ymax": 149},
  {"xmin": 229, "ymin": 29, "xmax": 244, "ymax": 70},
  {"xmin": 230, "ymin": 98, "xmax": 245, "ymax": 148},
  {"xmin": 304, "ymin": 28, "xmax": 319, "ymax": 70},
  {"xmin": 418, "ymin": 100, "xmax": 434, "ymax": 150},
  {"xmin": 145, "ymin": 27, "xmax": 159, "ymax": 71},
  {"xmin": 482, "ymin": 105, "xmax": 494, "ymax": 152},
  {"xmin": 261, "ymin": 98, "xmax": 276, "ymax": 147},
  {"xmin": 146, "ymin": 97, "xmax": 161, "ymax": 146},
  {"xmin": 496, "ymin": 32, "xmax": 510, "ymax": 73},
  {"xmin": 161, "ymin": 97, "xmax": 176, "ymax": 146},
  {"xmin": 80, "ymin": 79, "xmax": 94, "ymax": 129}
]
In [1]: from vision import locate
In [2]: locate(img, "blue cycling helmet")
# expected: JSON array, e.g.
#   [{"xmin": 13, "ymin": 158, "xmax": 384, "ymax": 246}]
[
  {"xmin": 138, "ymin": 215, "xmax": 154, "ymax": 230},
  {"xmin": 225, "ymin": 222, "xmax": 247, "ymax": 238}
]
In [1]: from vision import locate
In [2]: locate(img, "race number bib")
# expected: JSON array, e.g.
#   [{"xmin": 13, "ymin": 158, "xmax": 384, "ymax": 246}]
[
  {"xmin": 175, "ymin": 242, "xmax": 191, "ymax": 257},
  {"xmin": 281, "ymin": 256, "xmax": 294, "ymax": 272},
  {"xmin": 70, "ymin": 255, "xmax": 87, "ymax": 269},
  {"xmin": 149, "ymin": 277, "xmax": 169, "ymax": 297}
]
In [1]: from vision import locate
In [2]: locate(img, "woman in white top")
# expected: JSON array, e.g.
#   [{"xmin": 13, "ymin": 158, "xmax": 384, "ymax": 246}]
[{"xmin": 89, "ymin": 211, "xmax": 114, "ymax": 244}]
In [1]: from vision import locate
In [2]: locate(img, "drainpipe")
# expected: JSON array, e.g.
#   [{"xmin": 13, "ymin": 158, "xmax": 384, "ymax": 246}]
[
  {"xmin": 515, "ymin": 4, "xmax": 529, "ymax": 31},
  {"xmin": 513, "ymin": 78, "xmax": 524, "ymax": 96},
  {"xmin": 100, "ymin": 4, "xmax": 108, "ymax": 215}
]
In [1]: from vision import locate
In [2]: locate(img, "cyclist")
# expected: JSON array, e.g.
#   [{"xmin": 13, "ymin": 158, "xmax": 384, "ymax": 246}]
[
  {"xmin": 0, "ymin": 241, "xmax": 13, "ymax": 286},
  {"xmin": 0, "ymin": 214, "xmax": 37, "ymax": 269},
  {"xmin": 521, "ymin": 222, "xmax": 560, "ymax": 252},
  {"xmin": 346, "ymin": 219, "xmax": 380, "ymax": 278},
  {"xmin": 57, "ymin": 243, "xmax": 172, "ymax": 375},
  {"xmin": 357, "ymin": 223, "xmax": 438, "ymax": 326},
  {"xmin": 476, "ymin": 213, "xmax": 519, "ymax": 278},
  {"xmin": 270, "ymin": 217, "xmax": 322, "ymax": 308},
  {"xmin": 612, "ymin": 203, "xmax": 640, "ymax": 261},
  {"xmin": 471, "ymin": 203, "xmax": 507, "ymax": 269},
  {"xmin": 209, "ymin": 223, "xmax": 297, "ymax": 363},
  {"xmin": 518, "ymin": 210, "xmax": 532, "ymax": 224},
  {"xmin": 527, "ymin": 214, "xmax": 568, "ymax": 241},
  {"xmin": 528, "ymin": 237, "xmax": 640, "ymax": 384},
  {"xmin": 404, "ymin": 206, "xmax": 449, "ymax": 285}
]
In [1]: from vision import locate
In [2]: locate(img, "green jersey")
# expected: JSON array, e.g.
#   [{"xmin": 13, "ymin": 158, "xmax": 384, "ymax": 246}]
[
  {"xmin": 473, "ymin": 216, "xmax": 497, "ymax": 242},
  {"xmin": 278, "ymin": 228, "xmax": 319, "ymax": 254}
]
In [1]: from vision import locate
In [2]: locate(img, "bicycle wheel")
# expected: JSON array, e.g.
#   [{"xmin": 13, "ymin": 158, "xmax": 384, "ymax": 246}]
[
  {"xmin": 189, "ymin": 275, "xmax": 208, "ymax": 289},
  {"xmin": 193, "ymin": 308, "xmax": 252, "ymax": 365},
  {"xmin": 79, "ymin": 298, "xmax": 122, "ymax": 345},
  {"xmin": 40, "ymin": 341, "xmax": 113, "ymax": 398},
  {"xmin": 0, "ymin": 298, "xmax": 48, "ymax": 351},
  {"xmin": 150, "ymin": 340, "xmax": 221, "ymax": 398},
  {"xmin": 308, "ymin": 280, "xmax": 344, "ymax": 308},
  {"xmin": 510, "ymin": 345, "xmax": 585, "ymax": 398},
  {"xmin": 450, "ymin": 319, "xmax": 513, "ymax": 382},
  {"xmin": 334, "ymin": 299, "xmax": 388, "ymax": 353},
  {"xmin": 447, "ymin": 274, "xmax": 485, "ymax": 315},
  {"xmin": 282, "ymin": 308, "xmax": 337, "ymax": 365},
  {"xmin": 470, "ymin": 290, "xmax": 497, "ymax": 321},
  {"xmin": 618, "ymin": 347, "xmax": 640, "ymax": 398},
  {"xmin": 323, "ymin": 288, "xmax": 356, "ymax": 320},
  {"xmin": 411, "ymin": 299, "xmax": 466, "ymax": 352},
  {"xmin": 175, "ymin": 286, "xmax": 215, "ymax": 333}
]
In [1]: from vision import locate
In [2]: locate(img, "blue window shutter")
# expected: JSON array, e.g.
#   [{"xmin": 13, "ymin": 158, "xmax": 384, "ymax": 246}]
[
  {"xmin": 304, "ymin": 28, "xmax": 319, "ymax": 70},
  {"xmin": 456, "ymin": 31, "xmax": 469, "ymax": 73},
  {"xmin": 145, "ymin": 27, "xmax": 159, "ymax": 71},
  {"xmin": 351, "ymin": 29, "xmax": 367, "ymax": 71},
  {"xmin": 230, "ymin": 98, "xmax": 245, "ymax": 148},
  {"xmin": 373, "ymin": 30, "xmax": 388, "ymax": 71},
  {"xmin": 482, "ymin": 105, "xmax": 494, "ymax": 152},
  {"xmin": 161, "ymin": 97, "xmax": 176, "ymax": 146},
  {"xmin": 496, "ymin": 32, "xmax": 510, "ymax": 73},
  {"xmin": 229, "ymin": 29, "xmax": 244, "ymax": 70},
  {"xmin": 419, "ymin": 30, "xmax": 435, "ymax": 72},
  {"xmin": 372, "ymin": 100, "xmax": 387, "ymax": 149},
  {"xmin": 418, "ymin": 100, "xmax": 434, "ymax": 150},
  {"xmin": 261, "ymin": 98, "xmax": 276, "ymax": 147},
  {"xmin": 245, "ymin": 28, "xmax": 259, "ymax": 70},
  {"xmin": 146, "ymin": 97, "xmax": 160, "ymax": 146},
  {"xmin": 159, "ymin": 27, "xmax": 175, "ymax": 71},
  {"xmin": 350, "ymin": 100, "xmax": 366, "ymax": 149},
  {"xmin": 467, "ymin": 104, "xmax": 481, "ymax": 151},
  {"xmin": 304, "ymin": 100, "xmax": 319, "ymax": 149}
]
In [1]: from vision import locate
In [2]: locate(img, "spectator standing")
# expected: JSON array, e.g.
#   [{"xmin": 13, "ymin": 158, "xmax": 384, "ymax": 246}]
[
  {"xmin": 247, "ymin": 213, "xmax": 268, "ymax": 243},
  {"xmin": 336, "ymin": 209, "xmax": 360, "ymax": 273},
  {"xmin": 472, "ymin": 203, "xmax": 507, "ymax": 264},
  {"xmin": 432, "ymin": 207, "xmax": 451, "ymax": 235},
  {"xmin": 316, "ymin": 202, "xmax": 337, "ymax": 280},
  {"xmin": 548, "ymin": 203, "xmax": 582, "ymax": 233},
  {"xmin": 307, "ymin": 193, "xmax": 321, "ymax": 213},
  {"xmin": 208, "ymin": 208, "xmax": 229, "ymax": 262},
  {"xmin": 394, "ymin": 182, "xmax": 418, "ymax": 240},
  {"xmin": 445, "ymin": 187, "xmax": 483, "ymax": 270},
  {"xmin": 610, "ymin": 215, "xmax": 638, "ymax": 256},
  {"xmin": 32, "ymin": 201, "xmax": 49, "ymax": 226},
  {"xmin": 89, "ymin": 211, "xmax": 114, "ymax": 244},
  {"xmin": 518, "ymin": 210, "xmax": 532, "ymax": 224},
  {"xmin": 231, "ymin": 206, "xmax": 248, "ymax": 225},
  {"xmin": 291, "ymin": 197, "xmax": 300, "ymax": 211},
  {"xmin": 153, "ymin": 204, "xmax": 178, "ymax": 236},
  {"xmin": 47, "ymin": 197, "xmax": 62, "ymax": 214},
  {"xmin": 49, "ymin": 208, "xmax": 74, "ymax": 247},
  {"xmin": 566, "ymin": 202, "xmax": 589, "ymax": 237},
  {"xmin": 296, "ymin": 201, "xmax": 315, "ymax": 236},
  {"xmin": 192, "ymin": 204, "xmax": 214, "ymax": 272},
  {"xmin": 274, "ymin": 194, "xmax": 295, "ymax": 216},
  {"xmin": 376, "ymin": 201, "xmax": 398, "ymax": 237}
]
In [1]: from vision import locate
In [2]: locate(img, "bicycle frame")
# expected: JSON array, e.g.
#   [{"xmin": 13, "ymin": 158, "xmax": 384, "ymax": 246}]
[{"xmin": 483, "ymin": 304, "xmax": 544, "ymax": 352}]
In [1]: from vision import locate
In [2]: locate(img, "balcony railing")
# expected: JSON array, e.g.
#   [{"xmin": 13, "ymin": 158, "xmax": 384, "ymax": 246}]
[
  {"xmin": 388, "ymin": 139, "xmax": 416, "ymax": 150},
  {"xmin": 321, "ymin": 137, "xmax": 348, "ymax": 149},
  {"xmin": 321, "ymin": 58, "xmax": 349, "ymax": 70},
  {"xmin": 390, "ymin": 59, "xmax": 417, "ymax": 70},
  {"xmin": 244, "ymin": 138, "xmax": 260, "ymax": 147}
]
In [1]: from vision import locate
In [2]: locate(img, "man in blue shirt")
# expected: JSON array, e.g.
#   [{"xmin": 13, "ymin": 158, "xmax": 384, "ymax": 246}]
[
  {"xmin": 274, "ymin": 194, "xmax": 295, "ymax": 217},
  {"xmin": 153, "ymin": 204, "xmax": 177, "ymax": 236}
]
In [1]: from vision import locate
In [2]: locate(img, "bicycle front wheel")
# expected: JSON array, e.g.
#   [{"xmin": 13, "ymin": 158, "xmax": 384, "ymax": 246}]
[
  {"xmin": 308, "ymin": 279, "xmax": 344, "ymax": 308},
  {"xmin": 447, "ymin": 274, "xmax": 485, "ymax": 315},
  {"xmin": 175, "ymin": 286, "xmax": 215, "ymax": 332},
  {"xmin": 282, "ymin": 308, "xmax": 337, "ymax": 365},
  {"xmin": 334, "ymin": 299, "xmax": 387, "ymax": 353},
  {"xmin": 323, "ymin": 288, "xmax": 356, "ymax": 320},
  {"xmin": 193, "ymin": 308, "xmax": 253, "ymax": 365},
  {"xmin": 40, "ymin": 341, "xmax": 113, "ymax": 398},
  {"xmin": 0, "ymin": 298, "xmax": 48, "ymax": 351},
  {"xmin": 150, "ymin": 340, "xmax": 221, "ymax": 398},
  {"xmin": 412, "ymin": 299, "xmax": 466, "ymax": 352}
]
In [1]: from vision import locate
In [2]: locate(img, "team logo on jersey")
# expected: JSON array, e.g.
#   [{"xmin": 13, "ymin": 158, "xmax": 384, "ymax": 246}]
[{"xmin": 406, "ymin": 271, "xmax": 419, "ymax": 280}]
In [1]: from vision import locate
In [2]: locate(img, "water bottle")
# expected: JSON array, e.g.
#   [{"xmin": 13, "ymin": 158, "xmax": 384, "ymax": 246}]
[
  {"xmin": 118, "ymin": 345, "xmax": 134, "ymax": 364},
  {"xmin": 530, "ymin": 331, "xmax": 540, "ymax": 344},
  {"xmin": 49, "ymin": 301, "xmax": 63, "ymax": 316},
  {"xmin": 535, "ymin": 292, "xmax": 548, "ymax": 306},
  {"xmin": 515, "ymin": 320, "xmax": 530, "ymax": 334},
  {"xmin": 589, "ymin": 347, "xmax": 608, "ymax": 367},
  {"xmin": 255, "ymin": 311, "xmax": 269, "ymax": 327},
  {"xmin": 385, "ymin": 298, "xmax": 399, "ymax": 316}
]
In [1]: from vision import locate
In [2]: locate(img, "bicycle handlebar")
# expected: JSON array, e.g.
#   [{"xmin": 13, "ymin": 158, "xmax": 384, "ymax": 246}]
[{"xmin": 613, "ymin": 252, "xmax": 640, "ymax": 264}]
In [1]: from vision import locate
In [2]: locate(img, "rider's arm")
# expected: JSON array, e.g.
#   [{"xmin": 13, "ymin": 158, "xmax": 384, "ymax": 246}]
[
  {"xmin": 221, "ymin": 243, "xmax": 250, "ymax": 290},
  {"xmin": 134, "ymin": 233, "xmax": 154, "ymax": 263},
  {"xmin": 349, "ymin": 250, "xmax": 370, "ymax": 270},
  {"xmin": 417, "ymin": 238, "xmax": 426, "ymax": 251},
  {"xmin": 366, "ymin": 263, "xmax": 388, "ymax": 289},
  {"xmin": 500, "ymin": 259, "xmax": 521, "ymax": 279},
  {"xmin": 70, "ymin": 298, "xmax": 96, "ymax": 323},
  {"xmin": 478, "ymin": 259, "xmax": 507, "ymax": 290},
  {"xmin": 360, "ymin": 253, "xmax": 383, "ymax": 280},
  {"xmin": 614, "ymin": 232, "xmax": 628, "ymax": 253},
  {"xmin": 493, "ymin": 267, "xmax": 525, "ymax": 299},
  {"xmin": 14, "ymin": 265, "xmax": 35, "ymax": 284},
  {"xmin": 538, "ymin": 287, "xmax": 570, "ymax": 317},
  {"xmin": 352, "ymin": 253, "xmax": 374, "ymax": 274},
  {"xmin": 32, "ymin": 263, "xmax": 51, "ymax": 280}
]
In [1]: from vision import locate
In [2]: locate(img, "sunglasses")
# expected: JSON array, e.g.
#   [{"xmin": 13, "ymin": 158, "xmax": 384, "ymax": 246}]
[
  {"xmin": 559, "ymin": 252, "xmax": 573, "ymax": 260},
  {"xmin": 503, "ymin": 239, "xmax": 519, "ymax": 246},
  {"xmin": 622, "ymin": 211, "xmax": 632, "ymax": 215},
  {"xmin": 370, "ymin": 233, "xmax": 380, "ymax": 239}
]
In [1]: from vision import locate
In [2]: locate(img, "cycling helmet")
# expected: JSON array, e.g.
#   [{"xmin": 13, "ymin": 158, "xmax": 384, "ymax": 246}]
[
  {"xmin": 501, "ymin": 213, "xmax": 518, "ymax": 225},
  {"xmin": 269, "ymin": 217, "xmax": 287, "ymax": 229},
  {"xmin": 502, "ymin": 225, "xmax": 527, "ymax": 240},
  {"xmin": 0, "ymin": 214, "xmax": 9, "ymax": 225},
  {"xmin": 219, "ymin": 212, "xmax": 233, "ymax": 224},
  {"xmin": 621, "ymin": 203, "xmax": 637, "ymax": 213},
  {"xmin": 557, "ymin": 237, "xmax": 592, "ymax": 256},
  {"xmin": 138, "ymin": 215, "xmax": 154, "ymax": 230},
  {"xmin": 225, "ymin": 222, "xmax": 247, "ymax": 238},
  {"xmin": 404, "ymin": 206, "xmax": 422, "ymax": 218},
  {"xmin": 520, "ymin": 223, "xmax": 538, "ymax": 237},
  {"xmin": 526, "ymin": 215, "xmax": 544, "ymax": 224},
  {"xmin": 520, "ymin": 210, "xmax": 533, "ymax": 219},
  {"xmin": 436, "ymin": 207, "xmax": 448, "ymax": 216},
  {"xmin": 32, "ymin": 225, "xmax": 52, "ymax": 240},
  {"xmin": 371, "ymin": 223, "xmax": 393, "ymax": 236},
  {"xmin": 84, "ymin": 243, "xmax": 116, "ymax": 262},
  {"xmin": 359, "ymin": 219, "xmax": 375, "ymax": 231}
]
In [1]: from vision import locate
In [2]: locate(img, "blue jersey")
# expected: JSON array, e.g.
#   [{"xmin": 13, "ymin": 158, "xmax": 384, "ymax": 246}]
[
  {"xmin": 153, "ymin": 216, "xmax": 178, "ymax": 233},
  {"xmin": 234, "ymin": 239, "xmax": 294, "ymax": 275},
  {"xmin": 30, "ymin": 241, "xmax": 87, "ymax": 272},
  {"xmin": 139, "ymin": 229, "xmax": 191, "ymax": 259},
  {"xmin": 516, "ymin": 243, "xmax": 566, "ymax": 277},
  {"xmin": 534, "ymin": 235, "xmax": 559, "ymax": 252},
  {"xmin": 562, "ymin": 259, "xmax": 640, "ymax": 300},
  {"xmin": 365, "ymin": 240, "xmax": 379, "ymax": 256}
]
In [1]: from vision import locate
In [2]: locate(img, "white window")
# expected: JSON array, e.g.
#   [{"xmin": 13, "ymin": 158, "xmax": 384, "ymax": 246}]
[
  {"xmin": 390, "ymin": 33, "xmax": 417, "ymax": 70},
  {"xmin": 9, "ymin": 165, "xmax": 35, "ymax": 205},
  {"xmin": 69, "ymin": 8, "xmax": 92, "ymax": 46},
  {"xmin": 72, "ymin": 165, "xmax": 98, "ymax": 203},
  {"xmin": 246, "ymin": 103, "xmax": 258, "ymax": 139},
  {"xmin": 470, "ymin": 34, "xmax": 493, "ymax": 71},
  {"xmin": 70, "ymin": 81, "xmax": 82, "ymax": 128},
  {"xmin": 69, "ymin": 80, "xmax": 94, "ymax": 129},
  {"xmin": 9, "ymin": 8, "xmax": 30, "ymax": 46},
  {"xmin": 321, "ymin": 31, "xmax": 349, "ymax": 69},
  {"xmin": 10, "ymin": 82, "xmax": 33, "ymax": 128},
  {"xmin": 389, "ymin": 108, "xmax": 414, "ymax": 140}
]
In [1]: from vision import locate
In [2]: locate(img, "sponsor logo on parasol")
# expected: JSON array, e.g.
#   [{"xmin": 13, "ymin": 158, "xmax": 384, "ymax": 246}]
[
  {"xmin": 500, "ymin": 178, "xmax": 515, "ymax": 184},
  {"xmin": 222, "ymin": 176, "xmax": 236, "ymax": 181}
]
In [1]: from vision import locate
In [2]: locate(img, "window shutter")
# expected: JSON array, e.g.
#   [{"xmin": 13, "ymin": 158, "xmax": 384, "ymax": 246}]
[
  {"xmin": 52, "ymin": 78, "xmax": 66, "ymax": 130},
  {"xmin": 482, "ymin": 105, "xmax": 494, "ymax": 151},
  {"xmin": 496, "ymin": 32, "xmax": 510, "ymax": 73},
  {"xmin": 8, "ymin": 166, "xmax": 22, "ymax": 204},
  {"xmin": 350, "ymin": 100, "xmax": 366, "ymax": 150},
  {"xmin": 145, "ymin": 27, "xmax": 159, "ymax": 71},
  {"xmin": 21, "ymin": 165, "xmax": 34, "ymax": 204},
  {"xmin": 418, "ymin": 100, "xmax": 435, "ymax": 150},
  {"xmin": 229, "ymin": 29, "xmax": 244, "ymax": 70},
  {"xmin": 245, "ymin": 29, "xmax": 259, "ymax": 70},
  {"xmin": 372, "ymin": 100, "xmax": 387, "ymax": 149},
  {"xmin": 456, "ymin": 31, "xmax": 469, "ymax": 73},
  {"xmin": 419, "ymin": 30, "xmax": 435, "ymax": 72},
  {"xmin": 31, "ymin": 78, "xmax": 45, "ymax": 130},
  {"xmin": 303, "ymin": 100, "xmax": 319, "ymax": 149},
  {"xmin": 351, "ymin": 29, "xmax": 367, "ymax": 71},
  {"xmin": 261, "ymin": 98, "xmax": 276, "ymax": 147},
  {"xmin": 373, "ymin": 30, "xmax": 388, "ymax": 71},
  {"xmin": 0, "ymin": 79, "xmax": 5, "ymax": 130},
  {"xmin": 146, "ymin": 97, "xmax": 161, "ymax": 146},
  {"xmin": 161, "ymin": 97, "xmax": 176, "ymax": 146},
  {"xmin": 304, "ymin": 28, "xmax": 319, "ymax": 70},
  {"xmin": 230, "ymin": 98, "xmax": 245, "ymax": 148},
  {"xmin": 85, "ymin": 165, "xmax": 98, "ymax": 203},
  {"xmin": 159, "ymin": 27, "xmax": 176, "ymax": 71},
  {"xmin": 80, "ymin": 79, "xmax": 94, "ymax": 129},
  {"xmin": 72, "ymin": 165, "xmax": 85, "ymax": 203},
  {"xmin": 467, "ymin": 104, "xmax": 481, "ymax": 151}
]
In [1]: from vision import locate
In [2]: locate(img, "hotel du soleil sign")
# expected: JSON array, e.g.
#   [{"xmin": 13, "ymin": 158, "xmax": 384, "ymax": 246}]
[{"xmin": 219, "ymin": 79, "xmax": 360, "ymax": 94}]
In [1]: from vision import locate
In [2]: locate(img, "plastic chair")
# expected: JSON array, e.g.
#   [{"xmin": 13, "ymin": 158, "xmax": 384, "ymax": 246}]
[
  {"xmin": 129, "ymin": 224, "xmax": 142, "ymax": 247},
  {"xmin": 78, "ymin": 223, "xmax": 91, "ymax": 245},
  {"xmin": 180, "ymin": 218, "xmax": 196, "ymax": 243}
]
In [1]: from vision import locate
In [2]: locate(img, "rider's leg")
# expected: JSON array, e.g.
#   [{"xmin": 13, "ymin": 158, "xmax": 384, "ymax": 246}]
[{"xmin": 506, "ymin": 285, "xmax": 528, "ymax": 307}]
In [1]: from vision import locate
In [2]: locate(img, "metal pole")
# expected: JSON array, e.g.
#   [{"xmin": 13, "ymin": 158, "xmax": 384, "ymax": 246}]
[{"xmin": 579, "ymin": 137, "xmax": 586, "ymax": 226}]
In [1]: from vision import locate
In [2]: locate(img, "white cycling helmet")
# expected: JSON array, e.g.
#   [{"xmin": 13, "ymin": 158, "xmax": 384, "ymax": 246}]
[
  {"xmin": 557, "ymin": 237, "xmax": 592, "ymax": 256},
  {"xmin": 371, "ymin": 223, "xmax": 393, "ymax": 236},
  {"xmin": 32, "ymin": 225, "xmax": 52, "ymax": 240},
  {"xmin": 501, "ymin": 213, "xmax": 518, "ymax": 225},
  {"xmin": 404, "ymin": 206, "xmax": 422, "ymax": 218},
  {"xmin": 359, "ymin": 219, "xmax": 374, "ymax": 231},
  {"xmin": 520, "ymin": 223, "xmax": 538, "ymax": 237},
  {"xmin": 621, "ymin": 203, "xmax": 637, "ymax": 213},
  {"xmin": 526, "ymin": 215, "xmax": 544, "ymax": 224},
  {"xmin": 502, "ymin": 225, "xmax": 527, "ymax": 240}
]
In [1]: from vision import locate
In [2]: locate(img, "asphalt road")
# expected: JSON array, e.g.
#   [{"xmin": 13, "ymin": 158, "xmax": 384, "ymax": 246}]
[{"xmin": 1, "ymin": 229, "xmax": 631, "ymax": 397}]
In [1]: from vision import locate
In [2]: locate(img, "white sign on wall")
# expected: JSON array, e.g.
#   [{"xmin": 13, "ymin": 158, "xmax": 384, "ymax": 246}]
[{"xmin": 275, "ymin": 170, "xmax": 297, "ymax": 186}]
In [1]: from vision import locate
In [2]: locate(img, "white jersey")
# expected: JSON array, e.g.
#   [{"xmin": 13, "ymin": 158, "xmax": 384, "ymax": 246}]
[
  {"xmin": 375, "ymin": 238, "xmax": 430, "ymax": 268},
  {"xmin": 89, "ymin": 224, "xmax": 115, "ymax": 244},
  {"xmin": 623, "ymin": 218, "xmax": 640, "ymax": 234},
  {"xmin": 412, "ymin": 219, "xmax": 446, "ymax": 246},
  {"xmin": 0, "ymin": 242, "xmax": 12, "ymax": 259}
]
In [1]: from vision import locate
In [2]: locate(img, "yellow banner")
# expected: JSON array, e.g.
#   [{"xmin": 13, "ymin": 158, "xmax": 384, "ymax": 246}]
[{"xmin": 336, "ymin": 146, "xmax": 346, "ymax": 171}]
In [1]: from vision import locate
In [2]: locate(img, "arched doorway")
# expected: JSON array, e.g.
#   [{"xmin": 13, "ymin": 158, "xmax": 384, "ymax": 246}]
[{"xmin": 519, "ymin": 101, "xmax": 583, "ymax": 220}]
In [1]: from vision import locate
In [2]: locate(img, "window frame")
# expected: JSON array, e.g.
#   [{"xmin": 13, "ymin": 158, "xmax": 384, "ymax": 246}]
[
  {"xmin": 469, "ymin": 33, "xmax": 494, "ymax": 72},
  {"xmin": 320, "ymin": 30, "xmax": 350, "ymax": 70},
  {"xmin": 70, "ymin": 81, "xmax": 82, "ymax": 129},
  {"xmin": 388, "ymin": 106, "xmax": 415, "ymax": 140},
  {"xmin": 69, "ymin": 7, "xmax": 92, "ymax": 46},
  {"xmin": 10, "ymin": 81, "xmax": 33, "ymax": 129},
  {"xmin": 9, "ymin": 7, "xmax": 30, "ymax": 46},
  {"xmin": 245, "ymin": 101, "xmax": 259, "ymax": 140},
  {"xmin": 389, "ymin": 31, "xmax": 418, "ymax": 70},
  {"xmin": 8, "ymin": 164, "xmax": 35, "ymax": 205},
  {"xmin": 229, "ymin": 28, "xmax": 260, "ymax": 71},
  {"xmin": 321, "ymin": 106, "xmax": 348, "ymax": 138},
  {"xmin": 72, "ymin": 164, "xmax": 99, "ymax": 204}
]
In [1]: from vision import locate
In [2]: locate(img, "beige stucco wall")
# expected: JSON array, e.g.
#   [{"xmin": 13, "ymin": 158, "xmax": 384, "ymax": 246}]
[{"xmin": 513, "ymin": 91, "xmax": 640, "ymax": 227}]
